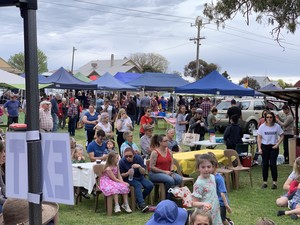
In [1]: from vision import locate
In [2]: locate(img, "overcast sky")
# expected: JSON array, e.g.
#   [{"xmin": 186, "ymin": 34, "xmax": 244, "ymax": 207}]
[{"xmin": 1, "ymin": 0, "xmax": 299, "ymax": 85}]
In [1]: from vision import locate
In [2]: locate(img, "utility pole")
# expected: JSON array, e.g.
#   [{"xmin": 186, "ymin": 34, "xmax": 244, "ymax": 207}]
[
  {"xmin": 190, "ymin": 16, "xmax": 206, "ymax": 79},
  {"xmin": 71, "ymin": 46, "xmax": 77, "ymax": 74}
]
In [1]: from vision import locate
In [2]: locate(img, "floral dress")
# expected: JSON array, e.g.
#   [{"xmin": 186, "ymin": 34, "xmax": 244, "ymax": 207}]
[
  {"xmin": 192, "ymin": 174, "xmax": 223, "ymax": 225},
  {"xmin": 99, "ymin": 166, "xmax": 130, "ymax": 196}
]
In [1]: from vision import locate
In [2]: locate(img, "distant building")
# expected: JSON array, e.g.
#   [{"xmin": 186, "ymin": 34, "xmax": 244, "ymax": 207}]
[
  {"xmin": 294, "ymin": 80, "xmax": 300, "ymax": 87},
  {"xmin": 0, "ymin": 57, "xmax": 21, "ymax": 74},
  {"xmin": 75, "ymin": 54, "xmax": 142, "ymax": 80},
  {"xmin": 249, "ymin": 76, "xmax": 278, "ymax": 89}
]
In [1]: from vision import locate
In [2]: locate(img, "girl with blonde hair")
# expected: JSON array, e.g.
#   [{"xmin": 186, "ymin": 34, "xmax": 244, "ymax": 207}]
[{"xmin": 115, "ymin": 108, "xmax": 133, "ymax": 152}]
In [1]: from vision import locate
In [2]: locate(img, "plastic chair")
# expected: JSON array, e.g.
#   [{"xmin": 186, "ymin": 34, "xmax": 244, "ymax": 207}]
[
  {"xmin": 216, "ymin": 168, "xmax": 233, "ymax": 192},
  {"xmin": 236, "ymin": 143, "xmax": 249, "ymax": 155},
  {"xmin": 223, "ymin": 149, "xmax": 253, "ymax": 189},
  {"xmin": 173, "ymin": 158, "xmax": 194, "ymax": 187},
  {"xmin": 146, "ymin": 159, "xmax": 166, "ymax": 202},
  {"xmin": 93, "ymin": 164, "xmax": 113, "ymax": 216}
]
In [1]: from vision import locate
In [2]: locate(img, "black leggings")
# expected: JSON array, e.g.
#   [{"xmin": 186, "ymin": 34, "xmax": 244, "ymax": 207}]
[
  {"xmin": 117, "ymin": 131, "xmax": 124, "ymax": 155},
  {"xmin": 86, "ymin": 129, "xmax": 95, "ymax": 147},
  {"xmin": 261, "ymin": 144, "xmax": 279, "ymax": 182},
  {"xmin": 283, "ymin": 134, "xmax": 294, "ymax": 161}
]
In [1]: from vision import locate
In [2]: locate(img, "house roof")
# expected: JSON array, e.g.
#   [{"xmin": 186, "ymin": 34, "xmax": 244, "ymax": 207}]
[
  {"xmin": 249, "ymin": 76, "xmax": 278, "ymax": 88},
  {"xmin": 294, "ymin": 80, "xmax": 300, "ymax": 87},
  {"xmin": 75, "ymin": 58, "xmax": 142, "ymax": 77},
  {"xmin": 0, "ymin": 57, "xmax": 21, "ymax": 74}
]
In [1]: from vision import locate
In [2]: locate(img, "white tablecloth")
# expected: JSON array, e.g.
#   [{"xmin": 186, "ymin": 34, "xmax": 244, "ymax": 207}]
[
  {"xmin": 72, "ymin": 162, "xmax": 96, "ymax": 194},
  {"xmin": 192, "ymin": 140, "xmax": 224, "ymax": 147}
]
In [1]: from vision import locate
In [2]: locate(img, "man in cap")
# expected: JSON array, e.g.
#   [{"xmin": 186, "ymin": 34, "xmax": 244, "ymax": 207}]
[
  {"xmin": 2, "ymin": 93, "xmax": 21, "ymax": 127},
  {"xmin": 39, "ymin": 101, "xmax": 53, "ymax": 132}
]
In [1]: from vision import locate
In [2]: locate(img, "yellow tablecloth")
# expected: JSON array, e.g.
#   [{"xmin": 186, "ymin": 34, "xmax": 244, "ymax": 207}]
[{"xmin": 173, "ymin": 149, "xmax": 226, "ymax": 175}]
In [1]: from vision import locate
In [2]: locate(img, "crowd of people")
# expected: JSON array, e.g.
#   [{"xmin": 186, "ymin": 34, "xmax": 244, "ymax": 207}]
[{"xmin": 0, "ymin": 90, "xmax": 298, "ymax": 224}]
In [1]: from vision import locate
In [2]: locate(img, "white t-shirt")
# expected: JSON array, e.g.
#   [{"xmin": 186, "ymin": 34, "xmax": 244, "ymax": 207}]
[
  {"xmin": 96, "ymin": 122, "xmax": 112, "ymax": 133},
  {"xmin": 117, "ymin": 117, "xmax": 132, "ymax": 132},
  {"xmin": 257, "ymin": 123, "xmax": 283, "ymax": 145}
]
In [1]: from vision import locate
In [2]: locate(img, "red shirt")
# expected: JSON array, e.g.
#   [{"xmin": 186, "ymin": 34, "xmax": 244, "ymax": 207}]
[
  {"xmin": 154, "ymin": 148, "xmax": 172, "ymax": 171},
  {"xmin": 140, "ymin": 115, "xmax": 153, "ymax": 134}
]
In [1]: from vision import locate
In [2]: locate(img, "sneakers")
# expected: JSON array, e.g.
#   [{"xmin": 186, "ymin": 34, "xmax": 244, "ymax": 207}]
[
  {"xmin": 81, "ymin": 191, "xmax": 90, "ymax": 199},
  {"xmin": 121, "ymin": 203, "xmax": 132, "ymax": 213},
  {"xmin": 271, "ymin": 184, "xmax": 277, "ymax": 189},
  {"xmin": 226, "ymin": 217, "xmax": 234, "ymax": 225},
  {"xmin": 261, "ymin": 183, "xmax": 268, "ymax": 189},
  {"xmin": 114, "ymin": 204, "xmax": 121, "ymax": 213},
  {"xmin": 137, "ymin": 203, "xmax": 149, "ymax": 213},
  {"xmin": 290, "ymin": 214, "xmax": 298, "ymax": 220}
]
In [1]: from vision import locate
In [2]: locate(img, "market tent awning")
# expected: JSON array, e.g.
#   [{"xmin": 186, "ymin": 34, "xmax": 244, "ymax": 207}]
[
  {"xmin": 0, "ymin": 69, "xmax": 49, "ymax": 89},
  {"xmin": 114, "ymin": 72, "xmax": 143, "ymax": 83},
  {"xmin": 259, "ymin": 83, "xmax": 282, "ymax": 91},
  {"xmin": 127, "ymin": 72, "xmax": 189, "ymax": 91},
  {"xmin": 90, "ymin": 72, "xmax": 137, "ymax": 90},
  {"xmin": 40, "ymin": 67, "xmax": 97, "ymax": 90},
  {"xmin": 175, "ymin": 70, "xmax": 254, "ymax": 96},
  {"xmin": 74, "ymin": 72, "xmax": 91, "ymax": 82}
]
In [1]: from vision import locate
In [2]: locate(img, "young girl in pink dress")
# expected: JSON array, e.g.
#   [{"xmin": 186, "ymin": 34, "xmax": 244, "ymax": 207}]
[
  {"xmin": 99, "ymin": 152, "xmax": 132, "ymax": 213},
  {"xmin": 192, "ymin": 154, "xmax": 223, "ymax": 225}
]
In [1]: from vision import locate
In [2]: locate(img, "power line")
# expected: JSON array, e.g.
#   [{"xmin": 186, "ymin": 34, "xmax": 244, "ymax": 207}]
[{"xmin": 73, "ymin": 0, "xmax": 195, "ymax": 20}]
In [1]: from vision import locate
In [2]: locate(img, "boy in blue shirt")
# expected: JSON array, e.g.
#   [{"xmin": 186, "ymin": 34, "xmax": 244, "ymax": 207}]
[{"xmin": 209, "ymin": 152, "xmax": 234, "ymax": 225}]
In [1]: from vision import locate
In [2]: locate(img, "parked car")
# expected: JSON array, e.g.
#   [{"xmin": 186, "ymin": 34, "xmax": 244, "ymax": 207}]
[{"xmin": 215, "ymin": 98, "xmax": 281, "ymax": 134}]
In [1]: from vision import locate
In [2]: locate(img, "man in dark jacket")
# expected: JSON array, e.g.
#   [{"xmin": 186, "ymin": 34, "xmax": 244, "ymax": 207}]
[{"xmin": 223, "ymin": 114, "xmax": 243, "ymax": 150}]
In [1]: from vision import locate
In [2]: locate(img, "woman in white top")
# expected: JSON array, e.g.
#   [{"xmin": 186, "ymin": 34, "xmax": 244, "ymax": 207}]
[
  {"xmin": 94, "ymin": 112, "xmax": 114, "ymax": 140},
  {"xmin": 115, "ymin": 108, "xmax": 133, "ymax": 153},
  {"xmin": 175, "ymin": 105, "xmax": 188, "ymax": 144},
  {"xmin": 257, "ymin": 111, "xmax": 284, "ymax": 190}
]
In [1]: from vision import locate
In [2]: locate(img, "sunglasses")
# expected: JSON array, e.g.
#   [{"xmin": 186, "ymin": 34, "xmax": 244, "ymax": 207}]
[{"xmin": 125, "ymin": 155, "xmax": 133, "ymax": 158}]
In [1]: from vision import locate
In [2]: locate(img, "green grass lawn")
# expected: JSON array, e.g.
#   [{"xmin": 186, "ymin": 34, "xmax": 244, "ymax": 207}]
[{"xmin": 3, "ymin": 115, "xmax": 297, "ymax": 224}]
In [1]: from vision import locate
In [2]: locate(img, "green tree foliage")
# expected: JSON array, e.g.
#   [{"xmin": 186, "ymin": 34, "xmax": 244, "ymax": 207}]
[
  {"xmin": 8, "ymin": 48, "xmax": 48, "ymax": 74},
  {"xmin": 203, "ymin": 1, "xmax": 300, "ymax": 41},
  {"xmin": 129, "ymin": 53, "xmax": 169, "ymax": 73},
  {"xmin": 184, "ymin": 59, "xmax": 219, "ymax": 80},
  {"xmin": 222, "ymin": 70, "xmax": 231, "ymax": 80},
  {"xmin": 277, "ymin": 79, "xmax": 293, "ymax": 88},
  {"xmin": 239, "ymin": 77, "xmax": 261, "ymax": 90}
]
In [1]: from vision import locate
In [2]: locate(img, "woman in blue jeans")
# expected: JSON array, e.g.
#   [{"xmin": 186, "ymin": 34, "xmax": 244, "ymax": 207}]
[{"xmin": 149, "ymin": 134, "xmax": 182, "ymax": 199}]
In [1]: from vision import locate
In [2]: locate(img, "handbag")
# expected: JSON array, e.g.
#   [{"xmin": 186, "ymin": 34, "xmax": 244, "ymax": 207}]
[
  {"xmin": 182, "ymin": 127, "xmax": 200, "ymax": 147},
  {"xmin": 168, "ymin": 186, "xmax": 193, "ymax": 208}
]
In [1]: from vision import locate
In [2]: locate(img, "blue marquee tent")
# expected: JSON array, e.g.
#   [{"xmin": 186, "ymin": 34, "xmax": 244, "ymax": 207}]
[
  {"xmin": 40, "ymin": 67, "xmax": 97, "ymax": 89},
  {"xmin": 20, "ymin": 73, "xmax": 47, "ymax": 83},
  {"xmin": 90, "ymin": 72, "xmax": 137, "ymax": 90},
  {"xmin": 175, "ymin": 70, "xmax": 254, "ymax": 96},
  {"xmin": 114, "ymin": 72, "xmax": 143, "ymax": 83},
  {"xmin": 259, "ymin": 83, "xmax": 282, "ymax": 91},
  {"xmin": 127, "ymin": 72, "xmax": 189, "ymax": 91}
]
